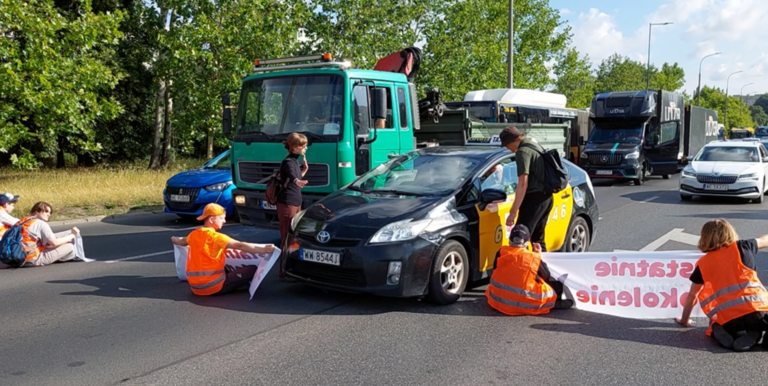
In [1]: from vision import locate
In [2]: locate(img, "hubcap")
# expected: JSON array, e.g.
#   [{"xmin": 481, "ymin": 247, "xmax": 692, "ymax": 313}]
[
  {"xmin": 439, "ymin": 251, "xmax": 464, "ymax": 294},
  {"xmin": 569, "ymin": 224, "xmax": 588, "ymax": 252}
]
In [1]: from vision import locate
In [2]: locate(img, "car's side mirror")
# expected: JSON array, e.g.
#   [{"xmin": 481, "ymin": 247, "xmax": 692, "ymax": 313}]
[
  {"xmin": 686, "ymin": 155, "xmax": 694, "ymax": 162},
  {"xmin": 478, "ymin": 188, "xmax": 507, "ymax": 211}
]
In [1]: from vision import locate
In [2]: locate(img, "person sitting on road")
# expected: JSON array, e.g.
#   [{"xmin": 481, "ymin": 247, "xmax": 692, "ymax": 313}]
[
  {"xmin": 676, "ymin": 219, "xmax": 768, "ymax": 352},
  {"xmin": 0, "ymin": 192, "xmax": 20, "ymax": 238},
  {"xmin": 18, "ymin": 202, "xmax": 81, "ymax": 267},
  {"xmin": 486, "ymin": 224, "xmax": 573, "ymax": 316},
  {"xmin": 171, "ymin": 203, "xmax": 276, "ymax": 296}
]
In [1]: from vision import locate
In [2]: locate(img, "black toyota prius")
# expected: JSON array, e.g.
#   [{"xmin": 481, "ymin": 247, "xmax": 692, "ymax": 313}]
[{"xmin": 284, "ymin": 146, "xmax": 599, "ymax": 304}]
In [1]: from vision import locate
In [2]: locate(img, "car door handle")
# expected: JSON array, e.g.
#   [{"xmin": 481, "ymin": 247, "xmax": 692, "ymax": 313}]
[{"xmin": 561, "ymin": 193, "xmax": 571, "ymax": 199}]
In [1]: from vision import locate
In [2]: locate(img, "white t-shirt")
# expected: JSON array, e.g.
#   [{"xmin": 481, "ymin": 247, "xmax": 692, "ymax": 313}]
[
  {"xmin": 0, "ymin": 210, "xmax": 19, "ymax": 227},
  {"xmin": 25, "ymin": 217, "xmax": 56, "ymax": 247}
]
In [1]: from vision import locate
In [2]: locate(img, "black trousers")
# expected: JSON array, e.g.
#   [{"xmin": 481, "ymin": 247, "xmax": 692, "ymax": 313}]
[
  {"xmin": 722, "ymin": 311, "xmax": 768, "ymax": 336},
  {"xmin": 213, "ymin": 266, "xmax": 258, "ymax": 296},
  {"xmin": 515, "ymin": 191, "xmax": 554, "ymax": 251}
]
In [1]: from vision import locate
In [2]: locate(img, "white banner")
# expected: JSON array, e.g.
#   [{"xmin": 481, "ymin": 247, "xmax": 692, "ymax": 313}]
[
  {"xmin": 54, "ymin": 230, "xmax": 93, "ymax": 262},
  {"xmin": 173, "ymin": 244, "xmax": 281, "ymax": 300},
  {"xmin": 541, "ymin": 250, "xmax": 706, "ymax": 319}
]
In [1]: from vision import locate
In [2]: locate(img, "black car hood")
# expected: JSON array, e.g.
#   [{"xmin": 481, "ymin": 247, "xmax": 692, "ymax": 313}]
[
  {"xmin": 298, "ymin": 190, "xmax": 444, "ymax": 234},
  {"xmin": 585, "ymin": 142, "xmax": 639, "ymax": 153}
]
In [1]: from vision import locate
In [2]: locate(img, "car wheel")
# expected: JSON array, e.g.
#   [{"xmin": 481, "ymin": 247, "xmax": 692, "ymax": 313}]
[
  {"xmin": 662, "ymin": 174, "xmax": 670, "ymax": 180},
  {"xmin": 753, "ymin": 182, "xmax": 765, "ymax": 203},
  {"xmin": 634, "ymin": 163, "xmax": 645, "ymax": 185},
  {"xmin": 426, "ymin": 240, "xmax": 469, "ymax": 305},
  {"xmin": 680, "ymin": 194, "xmax": 692, "ymax": 201},
  {"xmin": 565, "ymin": 216, "xmax": 590, "ymax": 252}
]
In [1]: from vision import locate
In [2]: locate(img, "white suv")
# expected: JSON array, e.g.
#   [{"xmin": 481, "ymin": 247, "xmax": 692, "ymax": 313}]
[{"xmin": 680, "ymin": 140, "xmax": 768, "ymax": 203}]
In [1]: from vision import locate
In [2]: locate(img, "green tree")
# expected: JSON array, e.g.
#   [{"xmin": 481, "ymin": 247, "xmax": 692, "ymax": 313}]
[
  {"xmin": 418, "ymin": 0, "xmax": 571, "ymax": 101},
  {"xmin": 750, "ymin": 105, "xmax": 768, "ymax": 126},
  {"xmin": 0, "ymin": 0, "xmax": 124, "ymax": 168},
  {"xmin": 594, "ymin": 54, "xmax": 685, "ymax": 93},
  {"xmin": 752, "ymin": 94, "xmax": 768, "ymax": 116},
  {"xmin": 697, "ymin": 86, "xmax": 754, "ymax": 129},
  {"xmin": 552, "ymin": 49, "xmax": 595, "ymax": 108}
]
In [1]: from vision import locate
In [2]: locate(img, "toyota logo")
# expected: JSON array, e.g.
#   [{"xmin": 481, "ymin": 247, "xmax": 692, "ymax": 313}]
[
  {"xmin": 316, "ymin": 231, "xmax": 331, "ymax": 244},
  {"xmin": 600, "ymin": 155, "xmax": 609, "ymax": 164}
]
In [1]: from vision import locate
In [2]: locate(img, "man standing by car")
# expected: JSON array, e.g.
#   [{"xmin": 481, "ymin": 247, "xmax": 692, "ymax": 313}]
[{"xmin": 499, "ymin": 126, "xmax": 554, "ymax": 251}]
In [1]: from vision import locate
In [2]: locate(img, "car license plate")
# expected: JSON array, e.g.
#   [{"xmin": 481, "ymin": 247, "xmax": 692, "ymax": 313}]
[
  {"xmin": 596, "ymin": 170, "xmax": 612, "ymax": 175},
  {"xmin": 261, "ymin": 200, "xmax": 277, "ymax": 210},
  {"xmin": 170, "ymin": 194, "xmax": 190, "ymax": 202},
  {"xmin": 300, "ymin": 248, "xmax": 340, "ymax": 266},
  {"xmin": 704, "ymin": 184, "xmax": 728, "ymax": 191}
]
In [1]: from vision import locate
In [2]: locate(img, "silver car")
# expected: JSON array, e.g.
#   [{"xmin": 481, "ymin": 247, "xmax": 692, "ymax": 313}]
[{"xmin": 680, "ymin": 140, "xmax": 768, "ymax": 203}]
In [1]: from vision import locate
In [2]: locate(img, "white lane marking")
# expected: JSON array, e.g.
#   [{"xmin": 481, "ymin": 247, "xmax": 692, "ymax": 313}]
[
  {"xmin": 639, "ymin": 195, "xmax": 660, "ymax": 204},
  {"xmin": 103, "ymin": 250, "xmax": 173, "ymax": 263},
  {"xmin": 639, "ymin": 228, "xmax": 700, "ymax": 252}
]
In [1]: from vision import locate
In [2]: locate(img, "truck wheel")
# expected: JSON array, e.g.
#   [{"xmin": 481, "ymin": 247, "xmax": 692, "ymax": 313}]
[
  {"xmin": 426, "ymin": 240, "xmax": 469, "ymax": 305},
  {"xmin": 662, "ymin": 174, "xmax": 670, "ymax": 180},
  {"xmin": 565, "ymin": 216, "xmax": 590, "ymax": 252}
]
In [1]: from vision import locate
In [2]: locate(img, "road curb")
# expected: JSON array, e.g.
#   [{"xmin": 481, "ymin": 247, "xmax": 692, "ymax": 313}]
[{"xmin": 49, "ymin": 210, "xmax": 168, "ymax": 227}]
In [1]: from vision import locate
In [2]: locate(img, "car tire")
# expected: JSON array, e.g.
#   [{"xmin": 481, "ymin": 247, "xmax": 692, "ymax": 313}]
[
  {"xmin": 634, "ymin": 163, "xmax": 645, "ymax": 185},
  {"xmin": 680, "ymin": 194, "xmax": 692, "ymax": 201},
  {"xmin": 565, "ymin": 216, "xmax": 590, "ymax": 252},
  {"xmin": 662, "ymin": 174, "xmax": 670, "ymax": 180},
  {"xmin": 426, "ymin": 240, "xmax": 469, "ymax": 305},
  {"xmin": 753, "ymin": 182, "xmax": 764, "ymax": 203}
]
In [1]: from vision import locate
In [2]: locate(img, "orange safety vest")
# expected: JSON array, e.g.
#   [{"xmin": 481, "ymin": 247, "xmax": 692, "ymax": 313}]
[
  {"xmin": 0, "ymin": 223, "xmax": 9, "ymax": 239},
  {"xmin": 486, "ymin": 246, "xmax": 557, "ymax": 315},
  {"xmin": 19, "ymin": 216, "xmax": 43, "ymax": 262},
  {"xmin": 185, "ymin": 228, "xmax": 227, "ymax": 296},
  {"xmin": 696, "ymin": 242, "xmax": 768, "ymax": 327}
]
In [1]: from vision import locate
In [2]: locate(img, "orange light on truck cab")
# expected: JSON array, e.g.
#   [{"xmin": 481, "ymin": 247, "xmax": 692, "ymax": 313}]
[
  {"xmin": 322, "ymin": 53, "xmax": 333, "ymax": 61},
  {"xmin": 254, "ymin": 59, "xmax": 260, "ymax": 66}
]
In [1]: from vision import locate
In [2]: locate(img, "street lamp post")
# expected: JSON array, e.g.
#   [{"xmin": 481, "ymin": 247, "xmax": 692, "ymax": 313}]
[
  {"xmin": 696, "ymin": 52, "xmax": 721, "ymax": 106},
  {"xmin": 507, "ymin": 0, "xmax": 513, "ymax": 88},
  {"xmin": 646, "ymin": 22, "xmax": 673, "ymax": 90},
  {"xmin": 739, "ymin": 83, "xmax": 754, "ymax": 119},
  {"xmin": 724, "ymin": 71, "xmax": 743, "ymax": 130}
]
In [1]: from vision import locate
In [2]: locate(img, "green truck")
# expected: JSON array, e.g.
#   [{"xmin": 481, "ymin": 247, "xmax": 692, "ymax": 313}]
[{"xmin": 222, "ymin": 51, "xmax": 569, "ymax": 227}]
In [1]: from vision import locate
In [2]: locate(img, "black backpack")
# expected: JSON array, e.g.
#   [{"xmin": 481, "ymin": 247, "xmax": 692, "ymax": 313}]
[
  {"xmin": 520, "ymin": 143, "xmax": 568, "ymax": 194},
  {"xmin": 0, "ymin": 218, "xmax": 34, "ymax": 267}
]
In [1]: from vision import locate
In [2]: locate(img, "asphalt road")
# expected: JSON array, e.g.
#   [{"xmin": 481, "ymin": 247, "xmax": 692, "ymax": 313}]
[{"xmin": 3, "ymin": 176, "xmax": 768, "ymax": 386}]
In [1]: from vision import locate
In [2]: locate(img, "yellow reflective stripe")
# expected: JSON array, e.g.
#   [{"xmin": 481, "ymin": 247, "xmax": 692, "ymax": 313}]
[
  {"xmin": 706, "ymin": 294, "xmax": 768, "ymax": 318},
  {"xmin": 700, "ymin": 282, "xmax": 765, "ymax": 309},
  {"xmin": 187, "ymin": 269, "xmax": 225, "ymax": 277},
  {"xmin": 490, "ymin": 278, "xmax": 556, "ymax": 300},
  {"xmin": 488, "ymin": 290, "xmax": 555, "ymax": 310},
  {"xmin": 189, "ymin": 275, "xmax": 225, "ymax": 290}
]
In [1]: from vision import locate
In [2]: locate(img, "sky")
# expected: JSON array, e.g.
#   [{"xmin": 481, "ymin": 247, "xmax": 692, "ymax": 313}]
[{"xmin": 549, "ymin": 0, "xmax": 768, "ymax": 97}]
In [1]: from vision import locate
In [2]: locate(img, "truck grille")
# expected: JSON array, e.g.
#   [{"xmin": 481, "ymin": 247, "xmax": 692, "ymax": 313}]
[
  {"xmin": 696, "ymin": 175, "xmax": 738, "ymax": 184},
  {"xmin": 165, "ymin": 187, "xmax": 200, "ymax": 209},
  {"xmin": 588, "ymin": 153, "xmax": 623, "ymax": 166},
  {"xmin": 237, "ymin": 162, "xmax": 329, "ymax": 187}
]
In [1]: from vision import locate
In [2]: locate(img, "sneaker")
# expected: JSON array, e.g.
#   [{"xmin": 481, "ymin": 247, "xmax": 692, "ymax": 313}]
[
  {"xmin": 733, "ymin": 330, "xmax": 762, "ymax": 352},
  {"xmin": 711, "ymin": 323, "xmax": 734, "ymax": 349},
  {"xmin": 554, "ymin": 299, "xmax": 574, "ymax": 309}
]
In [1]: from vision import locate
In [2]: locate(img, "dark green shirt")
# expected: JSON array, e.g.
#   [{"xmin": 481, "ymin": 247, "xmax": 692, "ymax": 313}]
[{"xmin": 515, "ymin": 138, "xmax": 546, "ymax": 193}]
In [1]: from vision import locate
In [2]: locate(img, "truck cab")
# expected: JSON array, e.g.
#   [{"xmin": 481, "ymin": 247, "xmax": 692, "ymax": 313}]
[{"xmin": 224, "ymin": 54, "xmax": 420, "ymax": 226}]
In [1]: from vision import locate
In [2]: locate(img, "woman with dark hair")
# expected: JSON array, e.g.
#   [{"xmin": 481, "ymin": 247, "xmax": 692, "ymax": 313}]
[
  {"xmin": 676, "ymin": 219, "xmax": 768, "ymax": 351},
  {"xmin": 277, "ymin": 132, "xmax": 308, "ymax": 280}
]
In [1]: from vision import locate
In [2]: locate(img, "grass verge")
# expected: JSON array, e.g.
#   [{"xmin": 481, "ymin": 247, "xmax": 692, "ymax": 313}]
[{"xmin": 1, "ymin": 159, "xmax": 208, "ymax": 222}]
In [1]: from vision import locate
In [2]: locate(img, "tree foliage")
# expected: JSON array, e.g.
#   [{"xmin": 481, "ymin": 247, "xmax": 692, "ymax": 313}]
[
  {"xmin": 0, "ymin": 0, "xmax": 124, "ymax": 168},
  {"xmin": 697, "ymin": 86, "xmax": 754, "ymax": 129},
  {"xmin": 750, "ymin": 105, "xmax": 768, "ymax": 127},
  {"xmin": 593, "ymin": 54, "xmax": 685, "ymax": 94},
  {"xmin": 552, "ymin": 49, "xmax": 594, "ymax": 108}
]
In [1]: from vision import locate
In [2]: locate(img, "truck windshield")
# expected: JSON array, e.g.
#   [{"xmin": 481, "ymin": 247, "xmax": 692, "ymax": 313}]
[
  {"xmin": 236, "ymin": 75, "xmax": 344, "ymax": 141},
  {"xmin": 589, "ymin": 123, "xmax": 643, "ymax": 144},
  {"xmin": 350, "ymin": 152, "xmax": 480, "ymax": 196}
]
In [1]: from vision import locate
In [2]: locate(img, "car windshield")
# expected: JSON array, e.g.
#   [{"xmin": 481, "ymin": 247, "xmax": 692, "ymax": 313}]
[
  {"xmin": 589, "ymin": 123, "xmax": 643, "ymax": 144},
  {"xmin": 350, "ymin": 152, "xmax": 481, "ymax": 196},
  {"xmin": 757, "ymin": 127, "xmax": 768, "ymax": 137},
  {"xmin": 695, "ymin": 146, "xmax": 759, "ymax": 162},
  {"xmin": 235, "ymin": 75, "xmax": 343, "ymax": 140},
  {"xmin": 204, "ymin": 152, "xmax": 230, "ymax": 169}
]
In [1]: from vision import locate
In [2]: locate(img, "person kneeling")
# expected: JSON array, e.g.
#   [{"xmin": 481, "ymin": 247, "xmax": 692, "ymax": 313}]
[
  {"xmin": 171, "ymin": 203, "xmax": 276, "ymax": 296},
  {"xmin": 486, "ymin": 224, "xmax": 573, "ymax": 315}
]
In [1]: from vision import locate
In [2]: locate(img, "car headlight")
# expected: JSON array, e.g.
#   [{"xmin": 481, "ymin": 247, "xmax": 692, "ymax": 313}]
[
  {"xmin": 580, "ymin": 152, "xmax": 588, "ymax": 159},
  {"xmin": 204, "ymin": 181, "xmax": 232, "ymax": 191},
  {"xmin": 739, "ymin": 173, "xmax": 760, "ymax": 180},
  {"xmin": 370, "ymin": 218, "xmax": 432, "ymax": 244},
  {"xmin": 681, "ymin": 169, "xmax": 696, "ymax": 179},
  {"xmin": 624, "ymin": 151, "xmax": 640, "ymax": 160},
  {"xmin": 290, "ymin": 209, "xmax": 306, "ymax": 231}
]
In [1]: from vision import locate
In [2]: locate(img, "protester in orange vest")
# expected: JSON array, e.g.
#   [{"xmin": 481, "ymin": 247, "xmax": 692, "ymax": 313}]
[
  {"xmin": 19, "ymin": 202, "xmax": 81, "ymax": 267},
  {"xmin": 676, "ymin": 219, "xmax": 768, "ymax": 351},
  {"xmin": 171, "ymin": 203, "xmax": 276, "ymax": 296},
  {"xmin": 0, "ymin": 192, "xmax": 20, "ymax": 238},
  {"xmin": 486, "ymin": 224, "xmax": 573, "ymax": 315}
]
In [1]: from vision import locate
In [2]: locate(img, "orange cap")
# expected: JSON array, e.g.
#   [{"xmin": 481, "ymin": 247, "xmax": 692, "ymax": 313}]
[{"xmin": 197, "ymin": 203, "xmax": 226, "ymax": 221}]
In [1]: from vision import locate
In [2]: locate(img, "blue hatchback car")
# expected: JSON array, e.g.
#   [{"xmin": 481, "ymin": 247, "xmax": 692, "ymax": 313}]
[{"xmin": 163, "ymin": 150, "xmax": 236, "ymax": 220}]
